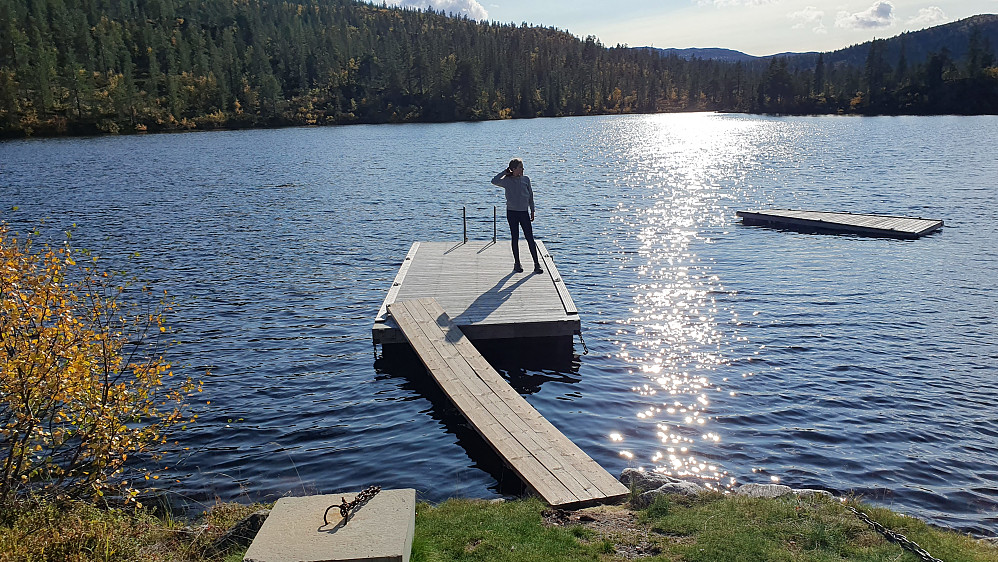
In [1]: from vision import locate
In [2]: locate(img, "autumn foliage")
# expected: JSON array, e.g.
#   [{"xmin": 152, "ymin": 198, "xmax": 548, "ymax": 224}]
[{"xmin": 0, "ymin": 226, "xmax": 199, "ymax": 507}]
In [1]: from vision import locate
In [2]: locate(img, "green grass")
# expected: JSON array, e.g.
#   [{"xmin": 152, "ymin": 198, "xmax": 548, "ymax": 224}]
[
  {"xmin": 1, "ymin": 494, "xmax": 995, "ymax": 561},
  {"xmin": 411, "ymin": 498, "xmax": 608, "ymax": 562},
  {"xmin": 412, "ymin": 494, "xmax": 997, "ymax": 562},
  {"xmin": 636, "ymin": 492, "xmax": 998, "ymax": 562},
  {"xmin": 0, "ymin": 497, "xmax": 266, "ymax": 562}
]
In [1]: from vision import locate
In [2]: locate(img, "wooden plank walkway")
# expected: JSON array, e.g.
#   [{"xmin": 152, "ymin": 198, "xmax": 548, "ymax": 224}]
[
  {"xmin": 387, "ymin": 297, "xmax": 628, "ymax": 508},
  {"xmin": 736, "ymin": 209, "xmax": 943, "ymax": 239},
  {"xmin": 373, "ymin": 240, "xmax": 580, "ymax": 344}
]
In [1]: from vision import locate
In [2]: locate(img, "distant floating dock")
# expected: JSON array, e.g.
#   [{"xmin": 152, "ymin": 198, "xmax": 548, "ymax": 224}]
[
  {"xmin": 373, "ymin": 240, "xmax": 580, "ymax": 345},
  {"xmin": 736, "ymin": 209, "xmax": 943, "ymax": 239},
  {"xmin": 387, "ymin": 297, "xmax": 628, "ymax": 508}
]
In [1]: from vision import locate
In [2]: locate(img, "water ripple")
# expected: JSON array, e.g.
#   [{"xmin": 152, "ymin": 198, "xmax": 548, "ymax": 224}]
[{"xmin": 1, "ymin": 114, "xmax": 996, "ymax": 533}]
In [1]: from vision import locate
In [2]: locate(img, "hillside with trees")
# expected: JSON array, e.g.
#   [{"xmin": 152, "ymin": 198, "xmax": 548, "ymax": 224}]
[
  {"xmin": 812, "ymin": 14, "xmax": 998, "ymax": 69},
  {"xmin": 0, "ymin": 0, "xmax": 995, "ymax": 137}
]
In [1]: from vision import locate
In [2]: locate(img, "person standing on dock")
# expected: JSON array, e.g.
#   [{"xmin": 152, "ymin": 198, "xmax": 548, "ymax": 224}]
[{"xmin": 492, "ymin": 158, "xmax": 543, "ymax": 274}]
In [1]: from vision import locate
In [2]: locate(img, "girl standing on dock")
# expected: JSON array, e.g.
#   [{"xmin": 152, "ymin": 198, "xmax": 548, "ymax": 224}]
[{"xmin": 492, "ymin": 158, "xmax": 543, "ymax": 274}]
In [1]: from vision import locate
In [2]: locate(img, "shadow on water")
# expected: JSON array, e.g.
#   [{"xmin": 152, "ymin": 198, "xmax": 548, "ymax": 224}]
[
  {"xmin": 374, "ymin": 337, "xmax": 580, "ymax": 498},
  {"xmin": 472, "ymin": 336, "xmax": 580, "ymax": 383}
]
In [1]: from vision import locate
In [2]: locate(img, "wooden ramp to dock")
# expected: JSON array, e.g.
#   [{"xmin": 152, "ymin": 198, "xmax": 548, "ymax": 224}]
[
  {"xmin": 736, "ymin": 209, "xmax": 943, "ymax": 239},
  {"xmin": 387, "ymin": 297, "xmax": 628, "ymax": 508}
]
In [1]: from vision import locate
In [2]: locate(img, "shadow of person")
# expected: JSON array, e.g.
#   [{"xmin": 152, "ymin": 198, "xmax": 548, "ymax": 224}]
[{"xmin": 449, "ymin": 271, "xmax": 531, "ymax": 326}]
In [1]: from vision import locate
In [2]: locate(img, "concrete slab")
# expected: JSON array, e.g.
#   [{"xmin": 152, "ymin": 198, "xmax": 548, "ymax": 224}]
[{"xmin": 243, "ymin": 489, "xmax": 415, "ymax": 562}]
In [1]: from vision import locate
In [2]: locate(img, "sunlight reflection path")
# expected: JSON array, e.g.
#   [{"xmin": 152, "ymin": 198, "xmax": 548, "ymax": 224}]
[{"xmin": 607, "ymin": 114, "xmax": 768, "ymax": 489}]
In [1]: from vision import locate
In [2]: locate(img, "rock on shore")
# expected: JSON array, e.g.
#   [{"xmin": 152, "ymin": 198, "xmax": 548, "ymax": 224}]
[{"xmin": 619, "ymin": 468, "xmax": 834, "ymax": 506}]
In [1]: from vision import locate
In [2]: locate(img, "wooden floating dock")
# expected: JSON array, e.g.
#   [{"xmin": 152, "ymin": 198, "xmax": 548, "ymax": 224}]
[
  {"xmin": 736, "ymin": 209, "xmax": 943, "ymax": 239},
  {"xmin": 387, "ymin": 297, "xmax": 628, "ymax": 508},
  {"xmin": 373, "ymin": 240, "xmax": 579, "ymax": 345}
]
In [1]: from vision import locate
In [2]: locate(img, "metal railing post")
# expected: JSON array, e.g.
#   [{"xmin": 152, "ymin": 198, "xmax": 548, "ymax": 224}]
[{"xmin": 463, "ymin": 206, "xmax": 467, "ymax": 243}]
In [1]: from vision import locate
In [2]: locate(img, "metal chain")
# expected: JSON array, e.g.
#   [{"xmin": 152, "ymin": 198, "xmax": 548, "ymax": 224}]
[
  {"xmin": 324, "ymin": 485, "xmax": 381, "ymax": 526},
  {"xmin": 578, "ymin": 331, "xmax": 589, "ymax": 355},
  {"xmin": 845, "ymin": 505, "xmax": 944, "ymax": 562}
]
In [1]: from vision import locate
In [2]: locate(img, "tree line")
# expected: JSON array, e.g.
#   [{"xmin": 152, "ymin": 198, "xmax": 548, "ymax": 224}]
[{"xmin": 1, "ymin": 0, "xmax": 996, "ymax": 137}]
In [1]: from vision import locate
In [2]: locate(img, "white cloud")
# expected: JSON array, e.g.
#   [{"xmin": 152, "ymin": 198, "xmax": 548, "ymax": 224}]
[
  {"xmin": 789, "ymin": 6, "xmax": 827, "ymax": 34},
  {"xmin": 905, "ymin": 6, "xmax": 947, "ymax": 29},
  {"xmin": 385, "ymin": 0, "xmax": 488, "ymax": 20},
  {"xmin": 835, "ymin": 0, "xmax": 895, "ymax": 30}
]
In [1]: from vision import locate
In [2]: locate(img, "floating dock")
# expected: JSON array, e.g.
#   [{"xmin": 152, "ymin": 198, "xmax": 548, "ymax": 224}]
[
  {"xmin": 736, "ymin": 209, "xmax": 943, "ymax": 239},
  {"xmin": 387, "ymin": 297, "xmax": 628, "ymax": 508},
  {"xmin": 373, "ymin": 240, "xmax": 579, "ymax": 345}
]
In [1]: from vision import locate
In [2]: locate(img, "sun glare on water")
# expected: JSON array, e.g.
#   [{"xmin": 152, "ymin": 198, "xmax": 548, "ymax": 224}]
[{"xmin": 607, "ymin": 114, "xmax": 771, "ymax": 489}]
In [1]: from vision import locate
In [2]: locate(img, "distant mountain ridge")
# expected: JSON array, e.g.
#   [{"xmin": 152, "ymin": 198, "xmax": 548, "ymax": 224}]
[
  {"xmin": 642, "ymin": 47, "xmax": 820, "ymax": 62},
  {"xmin": 642, "ymin": 13, "xmax": 998, "ymax": 68},
  {"xmin": 639, "ymin": 47, "xmax": 759, "ymax": 63}
]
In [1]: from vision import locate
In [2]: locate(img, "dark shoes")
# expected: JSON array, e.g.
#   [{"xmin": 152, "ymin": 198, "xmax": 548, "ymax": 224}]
[{"xmin": 513, "ymin": 263, "xmax": 543, "ymax": 274}]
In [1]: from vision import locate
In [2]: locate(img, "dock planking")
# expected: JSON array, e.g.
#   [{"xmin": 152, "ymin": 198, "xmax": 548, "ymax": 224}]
[
  {"xmin": 736, "ymin": 209, "xmax": 943, "ymax": 239},
  {"xmin": 373, "ymin": 240, "xmax": 580, "ymax": 344},
  {"xmin": 387, "ymin": 297, "xmax": 628, "ymax": 508}
]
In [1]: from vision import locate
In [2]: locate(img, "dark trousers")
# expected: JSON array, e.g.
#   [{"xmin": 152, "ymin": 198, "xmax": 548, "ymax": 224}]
[{"xmin": 506, "ymin": 209, "xmax": 539, "ymax": 266}]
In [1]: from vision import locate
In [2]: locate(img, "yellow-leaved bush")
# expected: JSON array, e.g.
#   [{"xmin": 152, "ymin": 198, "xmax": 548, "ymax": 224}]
[{"xmin": 0, "ymin": 225, "xmax": 201, "ymax": 507}]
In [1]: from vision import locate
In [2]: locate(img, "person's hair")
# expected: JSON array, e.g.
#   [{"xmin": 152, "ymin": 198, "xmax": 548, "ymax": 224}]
[{"xmin": 508, "ymin": 158, "xmax": 523, "ymax": 172}]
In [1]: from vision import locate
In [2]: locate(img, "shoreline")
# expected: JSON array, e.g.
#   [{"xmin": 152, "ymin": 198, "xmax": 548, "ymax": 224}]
[
  {"xmin": 5, "ymin": 108, "xmax": 997, "ymax": 141},
  {"xmin": 7, "ymin": 489, "xmax": 996, "ymax": 561}
]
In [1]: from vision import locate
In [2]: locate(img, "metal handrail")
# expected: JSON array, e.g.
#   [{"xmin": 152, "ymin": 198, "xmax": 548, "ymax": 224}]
[{"xmin": 461, "ymin": 205, "xmax": 498, "ymax": 243}]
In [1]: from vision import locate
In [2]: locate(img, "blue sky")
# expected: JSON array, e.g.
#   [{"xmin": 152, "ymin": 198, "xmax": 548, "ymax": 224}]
[{"xmin": 385, "ymin": 0, "xmax": 997, "ymax": 56}]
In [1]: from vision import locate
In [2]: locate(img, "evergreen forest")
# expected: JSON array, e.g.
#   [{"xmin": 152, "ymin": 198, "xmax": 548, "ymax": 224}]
[{"xmin": 1, "ymin": 0, "xmax": 997, "ymax": 137}]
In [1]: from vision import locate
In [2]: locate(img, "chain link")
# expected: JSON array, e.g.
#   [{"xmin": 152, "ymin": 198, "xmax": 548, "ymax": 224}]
[
  {"xmin": 845, "ymin": 505, "xmax": 943, "ymax": 562},
  {"xmin": 324, "ymin": 485, "xmax": 382, "ymax": 526}
]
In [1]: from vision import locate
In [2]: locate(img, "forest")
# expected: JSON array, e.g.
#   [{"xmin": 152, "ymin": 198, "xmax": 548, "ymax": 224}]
[{"xmin": 0, "ymin": 0, "xmax": 996, "ymax": 137}]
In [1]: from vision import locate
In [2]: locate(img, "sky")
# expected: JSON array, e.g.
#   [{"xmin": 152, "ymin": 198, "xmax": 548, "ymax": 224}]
[{"xmin": 383, "ymin": 0, "xmax": 997, "ymax": 56}]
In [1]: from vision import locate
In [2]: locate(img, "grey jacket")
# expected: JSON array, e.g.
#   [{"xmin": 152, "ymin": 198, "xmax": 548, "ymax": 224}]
[{"xmin": 491, "ymin": 172, "xmax": 535, "ymax": 213}]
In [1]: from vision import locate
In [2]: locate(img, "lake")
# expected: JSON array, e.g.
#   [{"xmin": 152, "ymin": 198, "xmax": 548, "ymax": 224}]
[{"xmin": 1, "ymin": 113, "xmax": 995, "ymax": 534}]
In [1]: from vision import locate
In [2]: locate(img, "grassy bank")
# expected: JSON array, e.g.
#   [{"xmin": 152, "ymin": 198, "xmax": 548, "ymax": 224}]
[
  {"xmin": 0, "ymin": 498, "xmax": 264, "ymax": 562},
  {"xmin": 1, "ymin": 493, "xmax": 995, "ymax": 561},
  {"xmin": 412, "ymin": 494, "xmax": 997, "ymax": 562}
]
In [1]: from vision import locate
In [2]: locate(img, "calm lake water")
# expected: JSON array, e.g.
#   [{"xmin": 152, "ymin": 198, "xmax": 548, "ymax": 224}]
[{"xmin": 1, "ymin": 113, "xmax": 996, "ymax": 534}]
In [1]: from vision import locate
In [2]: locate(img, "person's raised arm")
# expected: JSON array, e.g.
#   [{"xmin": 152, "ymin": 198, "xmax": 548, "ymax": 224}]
[{"xmin": 491, "ymin": 168, "xmax": 509, "ymax": 186}]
